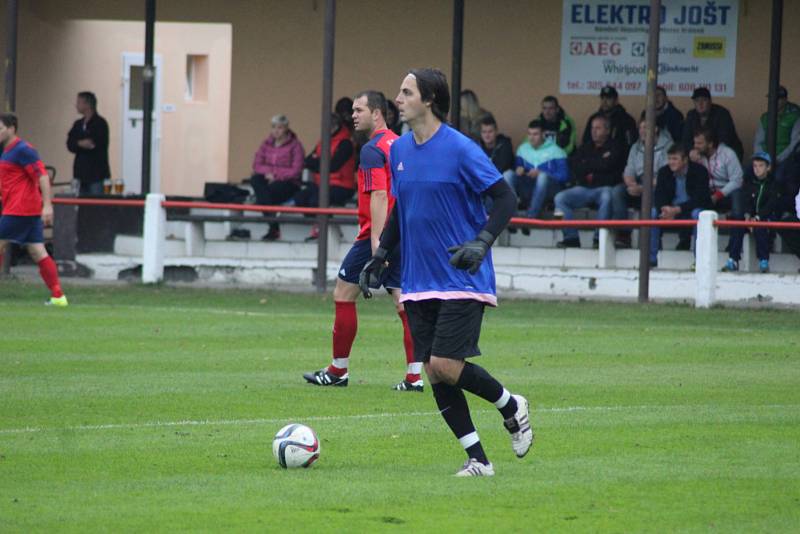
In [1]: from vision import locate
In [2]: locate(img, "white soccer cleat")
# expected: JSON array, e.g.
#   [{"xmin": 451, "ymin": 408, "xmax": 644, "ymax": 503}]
[
  {"xmin": 455, "ymin": 458, "xmax": 495, "ymax": 477},
  {"xmin": 504, "ymin": 394, "xmax": 534, "ymax": 458}
]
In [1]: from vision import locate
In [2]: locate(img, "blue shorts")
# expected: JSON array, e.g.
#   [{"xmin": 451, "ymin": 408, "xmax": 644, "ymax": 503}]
[
  {"xmin": 0, "ymin": 215, "xmax": 44, "ymax": 245},
  {"xmin": 338, "ymin": 238, "xmax": 401, "ymax": 290}
]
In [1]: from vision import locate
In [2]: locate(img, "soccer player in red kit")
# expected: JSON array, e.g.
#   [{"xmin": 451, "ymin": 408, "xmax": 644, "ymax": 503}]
[
  {"xmin": 0, "ymin": 113, "xmax": 68, "ymax": 306},
  {"xmin": 303, "ymin": 91, "xmax": 422, "ymax": 390}
]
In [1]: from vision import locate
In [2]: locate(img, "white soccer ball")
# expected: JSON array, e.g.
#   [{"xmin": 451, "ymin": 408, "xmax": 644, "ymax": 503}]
[{"xmin": 272, "ymin": 423, "xmax": 320, "ymax": 468}]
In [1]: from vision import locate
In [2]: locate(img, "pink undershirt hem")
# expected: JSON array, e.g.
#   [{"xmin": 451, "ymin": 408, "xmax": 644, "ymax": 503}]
[{"xmin": 399, "ymin": 290, "xmax": 498, "ymax": 307}]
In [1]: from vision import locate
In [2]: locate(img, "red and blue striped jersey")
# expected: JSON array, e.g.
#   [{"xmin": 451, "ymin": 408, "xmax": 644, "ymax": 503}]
[
  {"xmin": 0, "ymin": 137, "xmax": 46, "ymax": 216},
  {"xmin": 356, "ymin": 129, "xmax": 398, "ymax": 242}
]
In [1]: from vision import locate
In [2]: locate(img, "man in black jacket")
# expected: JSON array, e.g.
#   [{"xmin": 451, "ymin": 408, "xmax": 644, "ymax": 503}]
[
  {"xmin": 581, "ymin": 86, "xmax": 637, "ymax": 151},
  {"xmin": 649, "ymin": 144, "xmax": 711, "ymax": 267},
  {"xmin": 681, "ymin": 87, "xmax": 743, "ymax": 161},
  {"xmin": 655, "ymin": 86, "xmax": 684, "ymax": 142},
  {"xmin": 478, "ymin": 114, "xmax": 514, "ymax": 181},
  {"xmin": 554, "ymin": 115, "xmax": 626, "ymax": 248},
  {"xmin": 67, "ymin": 92, "xmax": 111, "ymax": 196}
]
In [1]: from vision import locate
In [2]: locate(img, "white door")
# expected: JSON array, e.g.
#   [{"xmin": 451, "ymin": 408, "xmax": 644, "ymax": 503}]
[{"xmin": 121, "ymin": 53, "xmax": 163, "ymax": 194}]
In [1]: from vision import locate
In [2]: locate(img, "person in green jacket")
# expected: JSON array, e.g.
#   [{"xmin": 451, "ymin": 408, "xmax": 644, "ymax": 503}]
[{"xmin": 753, "ymin": 85, "xmax": 800, "ymax": 183}]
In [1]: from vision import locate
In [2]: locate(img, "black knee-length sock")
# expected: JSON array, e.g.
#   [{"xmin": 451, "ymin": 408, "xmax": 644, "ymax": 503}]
[
  {"xmin": 456, "ymin": 361, "xmax": 518, "ymax": 420},
  {"xmin": 431, "ymin": 382, "xmax": 488, "ymax": 465}
]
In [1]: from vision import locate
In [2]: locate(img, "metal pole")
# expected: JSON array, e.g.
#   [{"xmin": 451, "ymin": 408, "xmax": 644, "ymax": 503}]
[
  {"xmin": 766, "ymin": 0, "xmax": 783, "ymax": 163},
  {"xmin": 450, "ymin": 0, "xmax": 464, "ymax": 130},
  {"xmin": 2, "ymin": 0, "xmax": 18, "ymax": 274},
  {"xmin": 315, "ymin": 0, "xmax": 335, "ymax": 292},
  {"xmin": 3, "ymin": 0, "xmax": 17, "ymax": 112},
  {"xmin": 141, "ymin": 0, "xmax": 156, "ymax": 195},
  {"xmin": 637, "ymin": 0, "xmax": 661, "ymax": 303}
]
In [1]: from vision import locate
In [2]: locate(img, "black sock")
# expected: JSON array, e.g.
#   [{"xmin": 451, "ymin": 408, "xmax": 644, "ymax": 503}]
[
  {"xmin": 431, "ymin": 382, "xmax": 489, "ymax": 465},
  {"xmin": 456, "ymin": 361, "xmax": 518, "ymax": 420}
]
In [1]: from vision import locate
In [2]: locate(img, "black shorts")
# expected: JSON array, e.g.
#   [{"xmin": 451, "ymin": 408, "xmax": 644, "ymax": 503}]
[{"xmin": 403, "ymin": 299, "xmax": 485, "ymax": 362}]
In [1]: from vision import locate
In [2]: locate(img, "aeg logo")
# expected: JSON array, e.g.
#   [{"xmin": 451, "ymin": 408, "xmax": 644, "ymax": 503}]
[{"xmin": 570, "ymin": 41, "xmax": 621, "ymax": 56}]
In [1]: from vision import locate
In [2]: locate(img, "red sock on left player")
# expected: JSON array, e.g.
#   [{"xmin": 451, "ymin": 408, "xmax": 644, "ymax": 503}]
[
  {"xmin": 398, "ymin": 310, "xmax": 422, "ymax": 383},
  {"xmin": 37, "ymin": 256, "xmax": 64, "ymax": 298},
  {"xmin": 328, "ymin": 301, "xmax": 357, "ymax": 377}
]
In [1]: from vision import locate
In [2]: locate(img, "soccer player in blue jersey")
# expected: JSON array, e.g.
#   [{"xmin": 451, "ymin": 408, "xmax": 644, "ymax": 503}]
[{"xmin": 359, "ymin": 69, "xmax": 533, "ymax": 476}]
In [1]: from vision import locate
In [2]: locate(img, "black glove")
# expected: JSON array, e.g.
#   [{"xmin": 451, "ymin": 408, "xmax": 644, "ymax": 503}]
[
  {"xmin": 447, "ymin": 230, "xmax": 494, "ymax": 275},
  {"xmin": 358, "ymin": 247, "xmax": 389, "ymax": 299}
]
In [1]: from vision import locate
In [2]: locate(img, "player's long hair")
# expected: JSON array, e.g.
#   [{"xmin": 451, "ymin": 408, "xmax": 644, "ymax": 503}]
[{"xmin": 409, "ymin": 68, "xmax": 450, "ymax": 123}]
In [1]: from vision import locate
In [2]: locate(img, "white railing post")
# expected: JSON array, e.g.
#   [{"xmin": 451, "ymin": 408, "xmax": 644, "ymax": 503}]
[
  {"xmin": 598, "ymin": 227, "xmax": 615, "ymax": 268},
  {"xmin": 142, "ymin": 193, "xmax": 166, "ymax": 283},
  {"xmin": 695, "ymin": 210, "xmax": 718, "ymax": 308}
]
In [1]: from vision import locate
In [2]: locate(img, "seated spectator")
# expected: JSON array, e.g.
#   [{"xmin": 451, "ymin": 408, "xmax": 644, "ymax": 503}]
[
  {"xmin": 459, "ymin": 89, "xmax": 489, "ymax": 142},
  {"xmin": 250, "ymin": 114, "xmax": 305, "ymax": 241},
  {"xmin": 478, "ymin": 114, "xmax": 514, "ymax": 183},
  {"xmin": 654, "ymin": 86, "xmax": 684, "ymax": 143},
  {"xmin": 649, "ymin": 144, "xmax": 711, "ymax": 267},
  {"xmin": 385, "ymin": 101, "xmax": 404, "ymax": 136},
  {"xmin": 682, "ymin": 87, "xmax": 743, "ymax": 161},
  {"xmin": 335, "ymin": 97, "xmax": 355, "ymax": 132},
  {"xmin": 752, "ymin": 86, "xmax": 800, "ymax": 183},
  {"xmin": 538, "ymin": 96, "xmax": 578, "ymax": 155},
  {"xmin": 581, "ymin": 86, "xmax": 638, "ymax": 151},
  {"xmin": 295, "ymin": 113, "xmax": 356, "ymax": 240},
  {"xmin": 723, "ymin": 152, "xmax": 779, "ymax": 273},
  {"xmin": 514, "ymin": 120, "xmax": 569, "ymax": 222},
  {"xmin": 554, "ymin": 115, "xmax": 626, "ymax": 248},
  {"xmin": 777, "ymin": 191, "xmax": 800, "ymax": 271},
  {"xmin": 691, "ymin": 126, "xmax": 744, "ymax": 260},
  {"xmin": 612, "ymin": 118, "xmax": 671, "ymax": 247}
]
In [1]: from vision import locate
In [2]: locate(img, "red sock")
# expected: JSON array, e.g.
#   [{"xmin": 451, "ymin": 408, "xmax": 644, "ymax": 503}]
[
  {"xmin": 328, "ymin": 301, "xmax": 357, "ymax": 376},
  {"xmin": 37, "ymin": 256, "xmax": 64, "ymax": 298},
  {"xmin": 398, "ymin": 310, "xmax": 420, "ymax": 383}
]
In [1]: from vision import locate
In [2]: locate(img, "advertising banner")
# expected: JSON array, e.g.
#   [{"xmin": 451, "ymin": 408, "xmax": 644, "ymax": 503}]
[{"xmin": 559, "ymin": 1, "xmax": 739, "ymax": 96}]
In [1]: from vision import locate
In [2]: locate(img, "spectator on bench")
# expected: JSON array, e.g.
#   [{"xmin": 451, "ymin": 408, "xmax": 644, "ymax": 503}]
[
  {"xmin": 649, "ymin": 144, "xmax": 711, "ymax": 268},
  {"xmin": 295, "ymin": 113, "xmax": 357, "ymax": 240},
  {"xmin": 459, "ymin": 89, "xmax": 489, "ymax": 142},
  {"xmin": 723, "ymin": 152, "xmax": 780, "ymax": 273},
  {"xmin": 386, "ymin": 101, "xmax": 404, "ymax": 136},
  {"xmin": 582, "ymin": 85, "xmax": 638, "ymax": 152},
  {"xmin": 554, "ymin": 115, "xmax": 626, "ymax": 248},
  {"xmin": 654, "ymin": 86, "xmax": 684, "ymax": 143},
  {"xmin": 691, "ymin": 126, "xmax": 744, "ymax": 260},
  {"xmin": 753, "ymin": 85, "xmax": 800, "ymax": 183},
  {"xmin": 538, "ymin": 95, "xmax": 578, "ymax": 155},
  {"xmin": 514, "ymin": 120, "xmax": 569, "ymax": 226},
  {"xmin": 682, "ymin": 87, "xmax": 743, "ymax": 161},
  {"xmin": 478, "ymin": 113, "xmax": 514, "ymax": 184},
  {"xmin": 777, "ymin": 191, "xmax": 800, "ymax": 272},
  {"xmin": 613, "ymin": 118, "xmax": 671, "ymax": 248},
  {"xmin": 251, "ymin": 114, "xmax": 305, "ymax": 241}
]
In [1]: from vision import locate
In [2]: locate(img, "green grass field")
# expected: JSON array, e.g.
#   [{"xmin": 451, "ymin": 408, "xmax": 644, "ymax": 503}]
[{"xmin": 1, "ymin": 281, "xmax": 799, "ymax": 532}]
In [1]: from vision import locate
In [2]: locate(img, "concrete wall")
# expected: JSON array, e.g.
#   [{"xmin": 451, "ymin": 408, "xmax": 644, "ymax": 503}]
[
  {"xmin": 2, "ymin": 0, "xmax": 798, "ymax": 192},
  {"xmin": 6, "ymin": 16, "xmax": 231, "ymax": 196}
]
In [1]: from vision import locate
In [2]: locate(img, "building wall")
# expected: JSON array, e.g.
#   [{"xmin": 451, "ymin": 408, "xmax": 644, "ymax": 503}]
[{"xmin": 2, "ymin": 0, "xmax": 798, "ymax": 193}]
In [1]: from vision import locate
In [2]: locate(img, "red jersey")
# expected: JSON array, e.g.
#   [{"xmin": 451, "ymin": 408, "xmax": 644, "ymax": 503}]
[
  {"xmin": 0, "ymin": 138, "xmax": 46, "ymax": 216},
  {"xmin": 356, "ymin": 129, "xmax": 398, "ymax": 241}
]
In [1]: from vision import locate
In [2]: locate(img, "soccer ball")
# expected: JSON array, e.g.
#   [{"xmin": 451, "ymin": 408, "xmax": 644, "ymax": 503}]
[{"xmin": 272, "ymin": 423, "xmax": 320, "ymax": 468}]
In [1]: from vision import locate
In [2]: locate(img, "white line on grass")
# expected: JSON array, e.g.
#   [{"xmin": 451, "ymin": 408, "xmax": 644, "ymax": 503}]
[{"xmin": 1, "ymin": 404, "xmax": 796, "ymax": 436}]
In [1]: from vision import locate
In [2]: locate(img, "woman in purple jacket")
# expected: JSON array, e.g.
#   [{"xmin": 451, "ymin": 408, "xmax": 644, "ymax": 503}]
[{"xmin": 251, "ymin": 114, "xmax": 305, "ymax": 240}]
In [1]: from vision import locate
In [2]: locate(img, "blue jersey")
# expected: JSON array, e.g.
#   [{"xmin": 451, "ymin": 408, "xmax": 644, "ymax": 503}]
[{"xmin": 390, "ymin": 124, "xmax": 501, "ymax": 306}]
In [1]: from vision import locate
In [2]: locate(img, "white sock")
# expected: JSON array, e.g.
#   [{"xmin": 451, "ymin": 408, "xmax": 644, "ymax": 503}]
[
  {"xmin": 493, "ymin": 388, "xmax": 511, "ymax": 409},
  {"xmin": 407, "ymin": 362, "xmax": 422, "ymax": 375},
  {"xmin": 458, "ymin": 431, "xmax": 480, "ymax": 449},
  {"xmin": 331, "ymin": 357, "xmax": 349, "ymax": 371}
]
